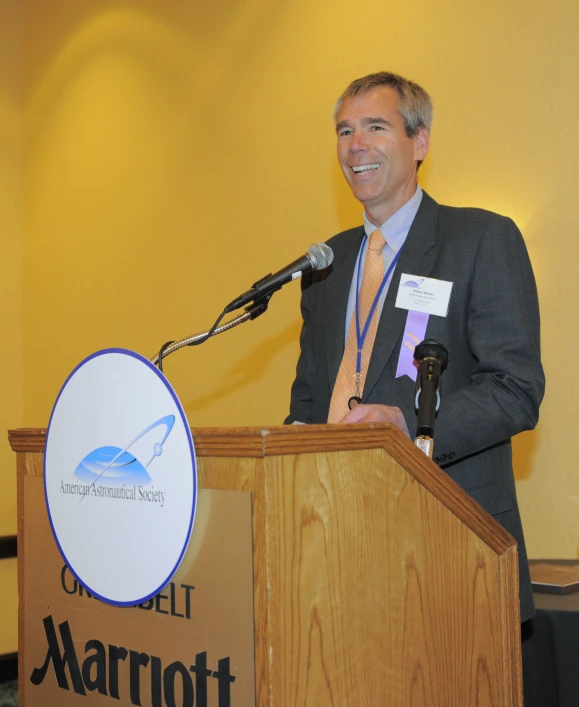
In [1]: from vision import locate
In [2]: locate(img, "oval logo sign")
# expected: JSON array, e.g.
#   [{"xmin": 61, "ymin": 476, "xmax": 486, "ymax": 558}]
[{"xmin": 44, "ymin": 349, "xmax": 197, "ymax": 606}]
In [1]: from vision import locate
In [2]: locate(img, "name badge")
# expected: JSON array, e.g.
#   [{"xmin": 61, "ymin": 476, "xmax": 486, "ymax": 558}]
[{"xmin": 395, "ymin": 274, "xmax": 453, "ymax": 317}]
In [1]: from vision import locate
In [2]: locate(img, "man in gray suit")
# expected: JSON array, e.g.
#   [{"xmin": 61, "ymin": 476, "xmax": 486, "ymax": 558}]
[{"xmin": 286, "ymin": 71, "xmax": 544, "ymax": 622}]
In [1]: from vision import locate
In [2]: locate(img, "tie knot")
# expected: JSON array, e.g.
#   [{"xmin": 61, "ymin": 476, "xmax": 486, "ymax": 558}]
[{"xmin": 368, "ymin": 229, "xmax": 386, "ymax": 253}]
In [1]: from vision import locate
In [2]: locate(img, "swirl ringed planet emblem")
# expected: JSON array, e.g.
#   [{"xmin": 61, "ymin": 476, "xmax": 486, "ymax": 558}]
[{"xmin": 73, "ymin": 415, "xmax": 175, "ymax": 494}]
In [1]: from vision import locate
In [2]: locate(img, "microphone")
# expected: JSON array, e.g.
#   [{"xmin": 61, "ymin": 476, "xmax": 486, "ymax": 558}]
[
  {"xmin": 224, "ymin": 243, "xmax": 334, "ymax": 313},
  {"xmin": 413, "ymin": 338, "xmax": 449, "ymax": 457}
]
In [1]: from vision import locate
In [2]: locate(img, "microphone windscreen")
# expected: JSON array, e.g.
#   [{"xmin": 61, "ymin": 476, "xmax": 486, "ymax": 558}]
[
  {"xmin": 414, "ymin": 338, "xmax": 449, "ymax": 369},
  {"xmin": 307, "ymin": 243, "xmax": 334, "ymax": 270}
]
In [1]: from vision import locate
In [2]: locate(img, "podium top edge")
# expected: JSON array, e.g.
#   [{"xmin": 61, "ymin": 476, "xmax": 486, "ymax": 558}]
[{"xmin": 8, "ymin": 423, "xmax": 403, "ymax": 457}]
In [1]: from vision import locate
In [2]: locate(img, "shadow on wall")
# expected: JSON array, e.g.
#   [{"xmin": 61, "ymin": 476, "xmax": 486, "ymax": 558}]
[{"xmin": 184, "ymin": 319, "xmax": 302, "ymax": 416}]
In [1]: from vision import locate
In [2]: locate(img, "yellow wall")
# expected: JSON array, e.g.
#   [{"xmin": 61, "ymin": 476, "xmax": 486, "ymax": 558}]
[
  {"xmin": 13, "ymin": 0, "xmax": 579, "ymax": 579},
  {"xmin": 0, "ymin": 557, "xmax": 17, "ymax": 655},
  {"xmin": 0, "ymin": 0, "xmax": 22, "ymax": 655},
  {"xmin": 0, "ymin": 0, "xmax": 22, "ymax": 535}
]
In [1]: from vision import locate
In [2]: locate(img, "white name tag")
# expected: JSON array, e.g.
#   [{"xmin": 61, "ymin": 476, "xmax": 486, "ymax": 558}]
[{"xmin": 395, "ymin": 274, "xmax": 453, "ymax": 317}]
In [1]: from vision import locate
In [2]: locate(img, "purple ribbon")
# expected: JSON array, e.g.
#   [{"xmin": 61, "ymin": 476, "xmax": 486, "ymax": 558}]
[{"xmin": 395, "ymin": 310, "xmax": 429, "ymax": 381}]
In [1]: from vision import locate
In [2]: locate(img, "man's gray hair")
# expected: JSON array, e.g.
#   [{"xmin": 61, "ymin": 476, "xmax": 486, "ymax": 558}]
[{"xmin": 335, "ymin": 71, "xmax": 433, "ymax": 137}]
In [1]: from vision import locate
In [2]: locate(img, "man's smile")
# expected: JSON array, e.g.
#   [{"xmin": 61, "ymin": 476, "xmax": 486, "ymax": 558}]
[{"xmin": 351, "ymin": 163, "xmax": 380, "ymax": 174}]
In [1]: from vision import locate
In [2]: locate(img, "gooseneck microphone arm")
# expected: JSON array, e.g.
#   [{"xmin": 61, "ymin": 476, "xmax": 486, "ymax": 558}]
[
  {"xmin": 413, "ymin": 338, "xmax": 449, "ymax": 458},
  {"xmin": 150, "ymin": 296, "xmax": 271, "ymax": 369},
  {"xmin": 151, "ymin": 243, "xmax": 334, "ymax": 371}
]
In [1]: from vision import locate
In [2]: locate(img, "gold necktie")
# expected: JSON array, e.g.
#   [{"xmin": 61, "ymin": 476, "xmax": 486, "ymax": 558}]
[{"xmin": 327, "ymin": 229, "xmax": 386, "ymax": 423}]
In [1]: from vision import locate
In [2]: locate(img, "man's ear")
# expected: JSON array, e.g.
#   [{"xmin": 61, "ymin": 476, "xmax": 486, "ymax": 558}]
[{"xmin": 414, "ymin": 126, "xmax": 430, "ymax": 162}]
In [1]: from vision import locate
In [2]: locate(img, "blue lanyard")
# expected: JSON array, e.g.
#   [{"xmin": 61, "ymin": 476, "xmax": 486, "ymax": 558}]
[{"xmin": 354, "ymin": 237, "xmax": 401, "ymax": 376}]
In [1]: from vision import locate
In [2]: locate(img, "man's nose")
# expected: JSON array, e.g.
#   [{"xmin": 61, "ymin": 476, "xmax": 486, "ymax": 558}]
[{"xmin": 349, "ymin": 130, "xmax": 369, "ymax": 152}]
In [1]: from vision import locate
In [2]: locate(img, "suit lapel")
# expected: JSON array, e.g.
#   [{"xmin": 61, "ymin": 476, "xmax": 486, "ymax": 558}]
[
  {"xmin": 324, "ymin": 227, "xmax": 365, "ymax": 390},
  {"xmin": 363, "ymin": 192, "xmax": 440, "ymax": 399}
]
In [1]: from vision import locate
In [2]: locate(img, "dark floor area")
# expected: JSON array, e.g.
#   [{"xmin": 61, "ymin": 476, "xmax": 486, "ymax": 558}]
[{"xmin": 0, "ymin": 680, "xmax": 17, "ymax": 707}]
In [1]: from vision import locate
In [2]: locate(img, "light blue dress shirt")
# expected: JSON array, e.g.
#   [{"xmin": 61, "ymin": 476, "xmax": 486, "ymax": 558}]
[{"xmin": 344, "ymin": 186, "xmax": 423, "ymax": 344}]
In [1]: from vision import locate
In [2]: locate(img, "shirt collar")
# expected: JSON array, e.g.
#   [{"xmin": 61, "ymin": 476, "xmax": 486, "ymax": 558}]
[{"xmin": 363, "ymin": 185, "xmax": 423, "ymax": 253}]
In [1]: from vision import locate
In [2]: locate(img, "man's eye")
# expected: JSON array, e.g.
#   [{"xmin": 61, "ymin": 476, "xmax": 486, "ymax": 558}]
[
  {"xmin": 339, "ymin": 129, "xmax": 352, "ymax": 137},
  {"xmin": 370, "ymin": 125, "xmax": 384, "ymax": 131}
]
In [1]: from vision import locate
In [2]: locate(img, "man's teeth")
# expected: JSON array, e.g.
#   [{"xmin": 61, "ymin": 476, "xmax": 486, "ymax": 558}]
[{"xmin": 352, "ymin": 164, "xmax": 380, "ymax": 174}]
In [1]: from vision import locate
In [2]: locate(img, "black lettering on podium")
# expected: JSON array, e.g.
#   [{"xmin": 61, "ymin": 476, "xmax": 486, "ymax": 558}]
[
  {"xmin": 213, "ymin": 657, "xmax": 236, "ymax": 707},
  {"xmin": 108, "ymin": 644, "xmax": 128, "ymax": 699},
  {"xmin": 82, "ymin": 639, "xmax": 108, "ymax": 695},
  {"xmin": 155, "ymin": 591, "xmax": 169, "ymax": 615},
  {"xmin": 182, "ymin": 584, "xmax": 195, "ymax": 619},
  {"xmin": 190, "ymin": 651, "xmax": 212, "ymax": 707},
  {"xmin": 163, "ymin": 661, "xmax": 194, "ymax": 707},
  {"xmin": 150, "ymin": 655, "xmax": 163, "ymax": 707},
  {"xmin": 30, "ymin": 616, "xmax": 86, "ymax": 695},
  {"xmin": 129, "ymin": 650, "xmax": 150, "ymax": 705},
  {"xmin": 60, "ymin": 565, "xmax": 77, "ymax": 595},
  {"xmin": 170, "ymin": 583, "xmax": 184, "ymax": 618}
]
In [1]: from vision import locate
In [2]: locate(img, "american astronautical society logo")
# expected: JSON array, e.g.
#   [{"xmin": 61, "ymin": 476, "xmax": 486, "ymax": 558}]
[
  {"xmin": 64, "ymin": 414, "xmax": 176, "ymax": 507},
  {"xmin": 45, "ymin": 349, "xmax": 197, "ymax": 607},
  {"xmin": 402, "ymin": 277, "xmax": 425, "ymax": 288}
]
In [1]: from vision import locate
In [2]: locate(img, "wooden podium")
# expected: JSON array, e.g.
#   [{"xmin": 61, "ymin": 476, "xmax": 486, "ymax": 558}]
[{"xmin": 9, "ymin": 423, "xmax": 522, "ymax": 707}]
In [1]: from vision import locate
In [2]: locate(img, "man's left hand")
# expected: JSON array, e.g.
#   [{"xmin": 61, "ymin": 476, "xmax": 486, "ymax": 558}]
[{"xmin": 338, "ymin": 404, "xmax": 410, "ymax": 437}]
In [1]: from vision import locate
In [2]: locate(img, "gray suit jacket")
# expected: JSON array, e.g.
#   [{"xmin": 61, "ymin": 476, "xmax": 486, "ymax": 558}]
[{"xmin": 286, "ymin": 191, "xmax": 545, "ymax": 622}]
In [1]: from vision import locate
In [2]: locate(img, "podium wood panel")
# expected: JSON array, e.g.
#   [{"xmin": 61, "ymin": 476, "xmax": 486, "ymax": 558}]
[{"xmin": 10, "ymin": 424, "xmax": 522, "ymax": 707}]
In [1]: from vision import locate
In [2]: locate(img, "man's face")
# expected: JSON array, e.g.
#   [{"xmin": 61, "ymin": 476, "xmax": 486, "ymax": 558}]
[{"xmin": 335, "ymin": 86, "xmax": 429, "ymax": 223}]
